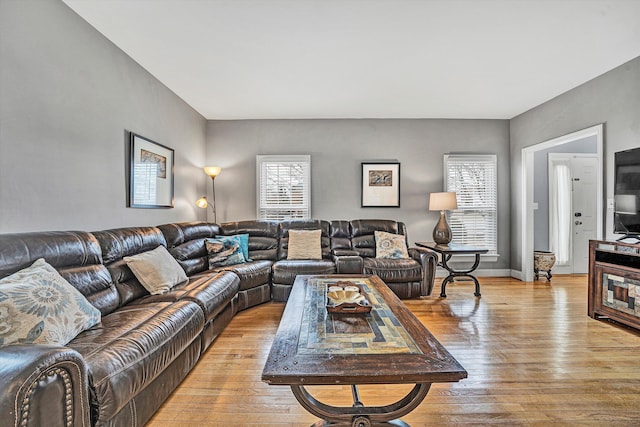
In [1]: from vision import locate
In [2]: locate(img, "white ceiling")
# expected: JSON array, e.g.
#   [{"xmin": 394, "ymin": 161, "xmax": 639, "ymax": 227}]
[{"xmin": 62, "ymin": 0, "xmax": 640, "ymax": 120}]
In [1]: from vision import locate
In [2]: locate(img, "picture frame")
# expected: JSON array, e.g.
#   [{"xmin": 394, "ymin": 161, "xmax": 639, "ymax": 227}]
[
  {"xmin": 128, "ymin": 132, "xmax": 174, "ymax": 208},
  {"xmin": 361, "ymin": 162, "xmax": 400, "ymax": 207}
]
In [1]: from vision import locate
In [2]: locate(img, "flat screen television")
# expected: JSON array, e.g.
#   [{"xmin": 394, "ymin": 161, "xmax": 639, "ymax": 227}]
[{"xmin": 614, "ymin": 147, "xmax": 640, "ymax": 238}]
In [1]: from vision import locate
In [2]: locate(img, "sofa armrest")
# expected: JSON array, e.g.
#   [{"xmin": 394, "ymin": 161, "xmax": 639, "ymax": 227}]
[
  {"xmin": 409, "ymin": 247, "xmax": 439, "ymax": 296},
  {"xmin": 0, "ymin": 344, "xmax": 91, "ymax": 427},
  {"xmin": 331, "ymin": 249, "xmax": 359, "ymax": 257},
  {"xmin": 333, "ymin": 254, "xmax": 364, "ymax": 274}
]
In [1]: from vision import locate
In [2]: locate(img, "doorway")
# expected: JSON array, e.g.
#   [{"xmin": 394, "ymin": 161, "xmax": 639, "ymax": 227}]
[
  {"xmin": 548, "ymin": 154, "xmax": 598, "ymax": 274},
  {"xmin": 521, "ymin": 124, "xmax": 604, "ymax": 282}
]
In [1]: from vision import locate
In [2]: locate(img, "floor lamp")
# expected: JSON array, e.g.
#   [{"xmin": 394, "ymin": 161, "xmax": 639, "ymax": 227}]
[{"xmin": 196, "ymin": 166, "xmax": 222, "ymax": 223}]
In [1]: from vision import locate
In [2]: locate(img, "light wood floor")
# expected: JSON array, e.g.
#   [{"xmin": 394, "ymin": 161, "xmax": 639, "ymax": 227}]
[{"xmin": 147, "ymin": 276, "xmax": 640, "ymax": 426}]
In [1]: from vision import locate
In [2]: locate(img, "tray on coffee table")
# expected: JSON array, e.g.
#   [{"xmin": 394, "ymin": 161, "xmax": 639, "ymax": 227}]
[{"xmin": 325, "ymin": 280, "xmax": 372, "ymax": 314}]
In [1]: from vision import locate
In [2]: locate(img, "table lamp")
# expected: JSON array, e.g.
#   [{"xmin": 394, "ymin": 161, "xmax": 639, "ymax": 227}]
[{"xmin": 429, "ymin": 192, "xmax": 457, "ymax": 245}]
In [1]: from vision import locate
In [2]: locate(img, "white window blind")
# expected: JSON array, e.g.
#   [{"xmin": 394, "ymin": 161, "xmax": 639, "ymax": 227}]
[
  {"xmin": 257, "ymin": 155, "xmax": 311, "ymax": 221},
  {"xmin": 444, "ymin": 154, "xmax": 498, "ymax": 254}
]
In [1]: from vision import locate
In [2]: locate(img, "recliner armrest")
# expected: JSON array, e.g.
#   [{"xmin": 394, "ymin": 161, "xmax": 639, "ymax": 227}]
[
  {"xmin": 0, "ymin": 344, "xmax": 91, "ymax": 427},
  {"xmin": 331, "ymin": 249, "xmax": 359, "ymax": 257},
  {"xmin": 333, "ymin": 254, "xmax": 364, "ymax": 274},
  {"xmin": 409, "ymin": 247, "xmax": 439, "ymax": 296}
]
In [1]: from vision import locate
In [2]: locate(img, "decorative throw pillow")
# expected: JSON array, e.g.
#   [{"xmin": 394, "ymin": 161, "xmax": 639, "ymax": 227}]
[
  {"xmin": 206, "ymin": 236, "xmax": 246, "ymax": 268},
  {"xmin": 216, "ymin": 233, "xmax": 251, "ymax": 261},
  {"xmin": 287, "ymin": 229, "xmax": 322, "ymax": 260},
  {"xmin": 375, "ymin": 231, "xmax": 409, "ymax": 259},
  {"xmin": 123, "ymin": 246, "xmax": 188, "ymax": 295},
  {"xmin": 0, "ymin": 258, "xmax": 101, "ymax": 347}
]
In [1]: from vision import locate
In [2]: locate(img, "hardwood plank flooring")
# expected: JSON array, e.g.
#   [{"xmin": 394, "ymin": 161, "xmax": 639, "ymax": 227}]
[{"xmin": 147, "ymin": 275, "xmax": 640, "ymax": 426}]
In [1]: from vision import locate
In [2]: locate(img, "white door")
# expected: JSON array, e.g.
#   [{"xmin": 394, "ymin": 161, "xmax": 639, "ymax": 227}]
[
  {"xmin": 549, "ymin": 154, "xmax": 598, "ymax": 274},
  {"xmin": 571, "ymin": 156, "xmax": 598, "ymax": 273}
]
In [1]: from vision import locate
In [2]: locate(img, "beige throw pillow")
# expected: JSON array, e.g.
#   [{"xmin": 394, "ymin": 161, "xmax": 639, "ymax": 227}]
[
  {"xmin": 0, "ymin": 258, "xmax": 101, "ymax": 347},
  {"xmin": 124, "ymin": 246, "xmax": 188, "ymax": 295},
  {"xmin": 287, "ymin": 229, "xmax": 322, "ymax": 260},
  {"xmin": 375, "ymin": 231, "xmax": 409, "ymax": 259}
]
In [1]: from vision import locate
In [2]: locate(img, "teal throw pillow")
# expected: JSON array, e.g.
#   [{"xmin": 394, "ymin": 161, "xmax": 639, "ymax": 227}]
[
  {"xmin": 217, "ymin": 233, "xmax": 251, "ymax": 261},
  {"xmin": 206, "ymin": 236, "xmax": 246, "ymax": 268}
]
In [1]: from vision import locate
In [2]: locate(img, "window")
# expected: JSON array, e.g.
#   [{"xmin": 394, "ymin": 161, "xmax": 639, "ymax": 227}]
[
  {"xmin": 444, "ymin": 154, "xmax": 498, "ymax": 254},
  {"xmin": 257, "ymin": 155, "xmax": 311, "ymax": 221}
]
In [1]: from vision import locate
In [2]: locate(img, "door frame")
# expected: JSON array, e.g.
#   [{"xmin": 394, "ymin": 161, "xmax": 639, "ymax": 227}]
[
  {"xmin": 548, "ymin": 153, "xmax": 599, "ymax": 274},
  {"xmin": 521, "ymin": 124, "xmax": 604, "ymax": 282}
]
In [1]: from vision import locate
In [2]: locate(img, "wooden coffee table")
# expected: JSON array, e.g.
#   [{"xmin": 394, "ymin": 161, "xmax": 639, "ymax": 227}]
[{"xmin": 261, "ymin": 275, "xmax": 467, "ymax": 427}]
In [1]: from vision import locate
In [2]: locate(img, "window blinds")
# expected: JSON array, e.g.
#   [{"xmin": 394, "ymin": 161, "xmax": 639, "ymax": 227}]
[
  {"xmin": 444, "ymin": 154, "xmax": 497, "ymax": 253},
  {"xmin": 257, "ymin": 155, "xmax": 311, "ymax": 221}
]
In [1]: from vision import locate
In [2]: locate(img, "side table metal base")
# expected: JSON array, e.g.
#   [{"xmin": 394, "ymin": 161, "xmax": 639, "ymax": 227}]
[{"xmin": 439, "ymin": 253, "xmax": 482, "ymax": 298}]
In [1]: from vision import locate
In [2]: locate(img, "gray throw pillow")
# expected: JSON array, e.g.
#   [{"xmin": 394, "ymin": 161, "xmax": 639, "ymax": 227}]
[{"xmin": 124, "ymin": 246, "xmax": 188, "ymax": 295}]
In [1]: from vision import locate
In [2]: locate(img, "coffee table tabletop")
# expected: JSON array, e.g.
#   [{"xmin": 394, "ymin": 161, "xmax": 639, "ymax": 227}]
[{"xmin": 262, "ymin": 275, "xmax": 467, "ymax": 426}]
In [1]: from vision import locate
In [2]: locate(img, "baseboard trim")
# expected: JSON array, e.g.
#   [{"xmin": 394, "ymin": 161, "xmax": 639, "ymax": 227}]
[{"xmin": 510, "ymin": 269, "xmax": 525, "ymax": 280}]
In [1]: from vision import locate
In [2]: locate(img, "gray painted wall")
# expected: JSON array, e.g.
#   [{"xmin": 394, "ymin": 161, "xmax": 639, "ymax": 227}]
[
  {"xmin": 533, "ymin": 135, "xmax": 597, "ymax": 250},
  {"xmin": 510, "ymin": 56, "xmax": 640, "ymax": 272},
  {"xmin": 207, "ymin": 119, "xmax": 511, "ymax": 270},
  {"xmin": 0, "ymin": 0, "xmax": 207, "ymax": 233}
]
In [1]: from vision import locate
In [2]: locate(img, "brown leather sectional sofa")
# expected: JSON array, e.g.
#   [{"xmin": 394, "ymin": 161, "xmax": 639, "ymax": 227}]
[{"xmin": 0, "ymin": 219, "xmax": 436, "ymax": 427}]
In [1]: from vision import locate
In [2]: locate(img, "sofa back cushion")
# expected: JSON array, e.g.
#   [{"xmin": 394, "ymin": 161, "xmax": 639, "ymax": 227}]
[
  {"xmin": 219, "ymin": 220, "xmax": 279, "ymax": 261},
  {"xmin": 278, "ymin": 220, "xmax": 331, "ymax": 260},
  {"xmin": 92, "ymin": 227, "xmax": 168, "ymax": 307},
  {"xmin": 157, "ymin": 222, "xmax": 220, "ymax": 275},
  {"xmin": 350, "ymin": 220, "xmax": 409, "ymax": 258},
  {"xmin": 0, "ymin": 231, "xmax": 118, "ymax": 316},
  {"xmin": 329, "ymin": 220, "xmax": 353, "ymax": 252}
]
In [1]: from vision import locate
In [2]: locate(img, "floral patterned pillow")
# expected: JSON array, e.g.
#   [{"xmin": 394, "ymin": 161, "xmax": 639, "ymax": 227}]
[
  {"xmin": 0, "ymin": 258, "xmax": 101, "ymax": 347},
  {"xmin": 374, "ymin": 231, "xmax": 410, "ymax": 259}
]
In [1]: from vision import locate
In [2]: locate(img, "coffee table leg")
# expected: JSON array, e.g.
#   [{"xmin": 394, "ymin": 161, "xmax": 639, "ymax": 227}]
[{"xmin": 290, "ymin": 383, "xmax": 431, "ymax": 427}]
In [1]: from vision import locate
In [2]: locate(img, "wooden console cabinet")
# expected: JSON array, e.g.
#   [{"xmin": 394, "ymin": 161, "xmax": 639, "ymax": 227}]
[{"xmin": 588, "ymin": 239, "xmax": 640, "ymax": 331}]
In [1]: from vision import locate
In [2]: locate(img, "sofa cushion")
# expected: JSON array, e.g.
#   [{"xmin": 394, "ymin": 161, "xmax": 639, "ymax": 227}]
[
  {"xmin": 212, "ymin": 260, "xmax": 273, "ymax": 291},
  {"xmin": 363, "ymin": 258, "xmax": 422, "ymax": 283},
  {"xmin": 375, "ymin": 231, "xmax": 409, "ymax": 259},
  {"xmin": 123, "ymin": 246, "xmax": 188, "ymax": 295},
  {"xmin": 219, "ymin": 220, "xmax": 279, "ymax": 261},
  {"xmin": 92, "ymin": 227, "xmax": 168, "ymax": 307},
  {"xmin": 157, "ymin": 222, "xmax": 219, "ymax": 276},
  {"xmin": 287, "ymin": 229, "xmax": 322, "ymax": 260},
  {"xmin": 272, "ymin": 260, "xmax": 335, "ymax": 285},
  {"xmin": 0, "ymin": 230, "xmax": 119, "ymax": 316},
  {"xmin": 0, "ymin": 258, "xmax": 101, "ymax": 346},
  {"xmin": 68, "ymin": 300, "xmax": 204, "ymax": 425},
  {"xmin": 277, "ymin": 220, "xmax": 331, "ymax": 260},
  {"xmin": 130, "ymin": 271, "xmax": 240, "ymax": 322}
]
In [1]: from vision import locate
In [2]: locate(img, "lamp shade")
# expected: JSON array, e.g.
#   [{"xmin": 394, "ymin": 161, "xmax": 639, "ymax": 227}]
[
  {"xmin": 429, "ymin": 192, "xmax": 458, "ymax": 211},
  {"xmin": 195, "ymin": 196, "xmax": 208, "ymax": 209},
  {"xmin": 203, "ymin": 166, "xmax": 222, "ymax": 178}
]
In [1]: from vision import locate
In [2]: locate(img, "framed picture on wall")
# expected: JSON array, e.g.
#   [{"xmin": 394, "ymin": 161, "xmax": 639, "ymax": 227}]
[
  {"xmin": 361, "ymin": 162, "xmax": 400, "ymax": 207},
  {"xmin": 128, "ymin": 132, "xmax": 174, "ymax": 208}
]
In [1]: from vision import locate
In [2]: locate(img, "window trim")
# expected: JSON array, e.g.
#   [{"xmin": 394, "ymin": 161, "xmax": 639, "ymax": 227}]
[
  {"xmin": 444, "ymin": 153, "xmax": 498, "ymax": 258},
  {"xmin": 256, "ymin": 154, "xmax": 311, "ymax": 221}
]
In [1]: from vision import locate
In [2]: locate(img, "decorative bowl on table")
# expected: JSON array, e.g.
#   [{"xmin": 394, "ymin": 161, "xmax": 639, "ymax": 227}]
[{"xmin": 326, "ymin": 281, "xmax": 372, "ymax": 314}]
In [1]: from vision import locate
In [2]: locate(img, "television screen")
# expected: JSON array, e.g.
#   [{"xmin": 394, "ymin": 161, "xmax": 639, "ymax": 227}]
[{"xmin": 614, "ymin": 147, "xmax": 640, "ymax": 235}]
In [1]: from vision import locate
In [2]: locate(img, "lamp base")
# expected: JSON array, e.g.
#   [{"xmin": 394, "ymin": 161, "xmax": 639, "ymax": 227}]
[{"xmin": 433, "ymin": 211, "xmax": 452, "ymax": 245}]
